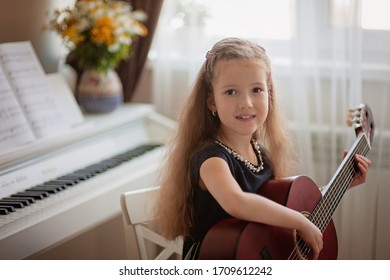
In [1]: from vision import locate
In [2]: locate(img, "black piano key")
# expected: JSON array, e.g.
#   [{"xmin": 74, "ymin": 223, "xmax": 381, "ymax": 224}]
[
  {"xmin": 43, "ymin": 179, "xmax": 78, "ymax": 186},
  {"xmin": 109, "ymin": 157, "xmax": 125, "ymax": 163},
  {"xmin": 120, "ymin": 150, "xmax": 141, "ymax": 158},
  {"xmin": 138, "ymin": 143, "xmax": 160, "ymax": 152},
  {"xmin": 98, "ymin": 160, "xmax": 119, "ymax": 169},
  {"xmin": 77, "ymin": 168, "xmax": 101, "ymax": 176},
  {"xmin": 0, "ymin": 201, "xmax": 24, "ymax": 209},
  {"xmin": 0, "ymin": 208, "xmax": 10, "ymax": 215},
  {"xmin": 27, "ymin": 186, "xmax": 60, "ymax": 194},
  {"xmin": 13, "ymin": 196, "xmax": 36, "ymax": 204},
  {"xmin": 2, "ymin": 196, "xmax": 35, "ymax": 204},
  {"xmin": 84, "ymin": 164, "xmax": 109, "ymax": 173},
  {"xmin": 80, "ymin": 166, "xmax": 104, "ymax": 172},
  {"xmin": 74, "ymin": 171, "xmax": 97, "ymax": 179},
  {"xmin": 0, "ymin": 197, "xmax": 31, "ymax": 206},
  {"xmin": 40, "ymin": 184, "xmax": 68, "ymax": 191},
  {"xmin": 23, "ymin": 191, "xmax": 50, "ymax": 198},
  {"xmin": 0, "ymin": 205, "xmax": 15, "ymax": 213},
  {"xmin": 110, "ymin": 156, "xmax": 127, "ymax": 163},
  {"xmin": 56, "ymin": 175, "xmax": 88, "ymax": 181},
  {"xmin": 10, "ymin": 194, "xmax": 38, "ymax": 201},
  {"xmin": 12, "ymin": 191, "xmax": 48, "ymax": 200},
  {"xmin": 62, "ymin": 173, "xmax": 93, "ymax": 180},
  {"xmin": 69, "ymin": 172, "xmax": 92, "ymax": 179},
  {"xmin": 115, "ymin": 154, "xmax": 131, "ymax": 161}
]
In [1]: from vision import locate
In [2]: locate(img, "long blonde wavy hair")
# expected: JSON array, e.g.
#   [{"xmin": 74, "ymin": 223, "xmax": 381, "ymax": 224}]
[{"xmin": 154, "ymin": 38, "xmax": 297, "ymax": 240}]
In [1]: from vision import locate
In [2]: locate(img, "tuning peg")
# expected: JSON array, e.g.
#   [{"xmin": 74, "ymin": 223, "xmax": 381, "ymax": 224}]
[
  {"xmin": 346, "ymin": 108, "xmax": 356, "ymax": 127},
  {"xmin": 346, "ymin": 117, "xmax": 354, "ymax": 127},
  {"xmin": 346, "ymin": 105, "xmax": 364, "ymax": 128}
]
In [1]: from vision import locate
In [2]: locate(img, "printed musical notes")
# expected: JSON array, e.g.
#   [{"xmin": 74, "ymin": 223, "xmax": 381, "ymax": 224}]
[
  {"xmin": 0, "ymin": 64, "xmax": 35, "ymax": 149},
  {"xmin": 0, "ymin": 41, "xmax": 73, "ymax": 151}
]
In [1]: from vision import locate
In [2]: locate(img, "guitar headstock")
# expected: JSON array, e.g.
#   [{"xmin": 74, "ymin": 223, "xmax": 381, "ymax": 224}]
[{"xmin": 347, "ymin": 104, "xmax": 375, "ymax": 147}]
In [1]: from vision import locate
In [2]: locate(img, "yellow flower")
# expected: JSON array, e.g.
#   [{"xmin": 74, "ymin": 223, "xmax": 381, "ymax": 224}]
[
  {"xmin": 91, "ymin": 15, "xmax": 116, "ymax": 45},
  {"xmin": 63, "ymin": 24, "xmax": 85, "ymax": 44},
  {"xmin": 134, "ymin": 22, "xmax": 148, "ymax": 37}
]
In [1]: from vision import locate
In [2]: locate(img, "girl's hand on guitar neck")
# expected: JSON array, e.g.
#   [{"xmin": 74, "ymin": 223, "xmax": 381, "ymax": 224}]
[{"xmin": 343, "ymin": 151, "xmax": 372, "ymax": 189}]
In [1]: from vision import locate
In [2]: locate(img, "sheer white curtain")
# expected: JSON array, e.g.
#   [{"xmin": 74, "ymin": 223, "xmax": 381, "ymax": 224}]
[{"xmin": 150, "ymin": 0, "xmax": 390, "ymax": 259}]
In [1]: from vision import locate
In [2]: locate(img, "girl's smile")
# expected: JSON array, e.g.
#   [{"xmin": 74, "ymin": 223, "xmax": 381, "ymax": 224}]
[{"xmin": 235, "ymin": 114, "xmax": 256, "ymax": 121}]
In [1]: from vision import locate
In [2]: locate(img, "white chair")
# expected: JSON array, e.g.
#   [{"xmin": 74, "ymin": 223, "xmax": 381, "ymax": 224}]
[{"xmin": 120, "ymin": 186, "xmax": 183, "ymax": 260}]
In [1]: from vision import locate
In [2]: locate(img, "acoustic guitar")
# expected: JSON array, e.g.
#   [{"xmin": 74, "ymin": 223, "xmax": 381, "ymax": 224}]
[{"xmin": 198, "ymin": 104, "xmax": 375, "ymax": 260}]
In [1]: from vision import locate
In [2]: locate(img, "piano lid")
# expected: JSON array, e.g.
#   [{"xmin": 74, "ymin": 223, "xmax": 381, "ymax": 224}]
[
  {"xmin": 0, "ymin": 103, "xmax": 176, "ymax": 199},
  {"xmin": 0, "ymin": 103, "xmax": 175, "ymax": 173}
]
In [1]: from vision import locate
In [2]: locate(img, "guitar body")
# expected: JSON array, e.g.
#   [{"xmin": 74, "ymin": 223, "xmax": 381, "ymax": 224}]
[{"xmin": 198, "ymin": 176, "xmax": 338, "ymax": 260}]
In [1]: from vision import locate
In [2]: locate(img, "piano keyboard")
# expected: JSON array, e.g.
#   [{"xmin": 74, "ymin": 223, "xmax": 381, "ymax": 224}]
[
  {"xmin": 0, "ymin": 104, "xmax": 175, "ymax": 259},
  {"xmin": 0, "ymin": 143, "xmax": 161, "ymax": 216}
]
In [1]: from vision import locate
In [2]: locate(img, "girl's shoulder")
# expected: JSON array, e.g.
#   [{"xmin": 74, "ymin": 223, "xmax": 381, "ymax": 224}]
[
  {"xmin": 195, "ymin": 141, "xmax": 230, "ymax": 161},
  {"xmin": 193, "ymin": 141, "xmax": 231, "ymax": 168}
]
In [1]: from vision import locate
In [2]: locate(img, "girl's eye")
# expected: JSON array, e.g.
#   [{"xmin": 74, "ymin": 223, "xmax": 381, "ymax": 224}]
[
  {"xmin": 252, "ymin": 87, "xmax": 264, "ymax": 94},
  {"xmin": 225, "ymin": 89, "xmax": 237, "ymax": 95}
]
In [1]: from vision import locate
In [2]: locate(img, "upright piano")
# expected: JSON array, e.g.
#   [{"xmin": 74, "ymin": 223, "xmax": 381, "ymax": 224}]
[{"xmin": 0, "ymin": 103, "xmax": 175, "ymax": 259}]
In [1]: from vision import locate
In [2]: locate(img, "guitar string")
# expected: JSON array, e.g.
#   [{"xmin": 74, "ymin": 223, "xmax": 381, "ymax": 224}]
[
  {"xmin": 314, "ymin": 136, "xmax": 368, "ymax": 230},
  {"xmin": 288, "ymin": 143, "xmax": 363, "ymax": 260},
  {"xmin": 288, "ymin": 135, "xmax": 370, "ymax": 260},
  {"xmin": 289, "ymin": 106, "xmax": 372, "ymax": 259},
  {"xmin": 298, "ymin": 139, "xmax": 369, "ymax": 259},
  {"xmin": 288, "ymin": 141, "xmax": 364, "ymax": 260},
  {"xmin": 294, "ymin": 139, "xmax": 369, "ymax": 259},
  {"xmin": 303, "ymin": 142, "xmax": 369, "ymax": 259},
  {"xmin": 315, "ymin": 138, "xmax": 369, "ymax": 232}
]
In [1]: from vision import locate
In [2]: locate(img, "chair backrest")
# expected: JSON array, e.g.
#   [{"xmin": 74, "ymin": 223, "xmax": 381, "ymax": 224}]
[{"xmin": 120, "ymin": 186, "xmax": 183, "ymax": 260}]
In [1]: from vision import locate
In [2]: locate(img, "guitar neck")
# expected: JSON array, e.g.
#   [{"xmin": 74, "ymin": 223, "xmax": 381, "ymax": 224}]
[{"xmin": 309, "ymin": 133, "xmax": 370, "ymax": 232}]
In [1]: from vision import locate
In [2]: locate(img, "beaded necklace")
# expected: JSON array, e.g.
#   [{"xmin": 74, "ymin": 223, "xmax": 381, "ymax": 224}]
[{"xmin": 215, "ymin": 139, "xmax": 264, "ymax": 173}]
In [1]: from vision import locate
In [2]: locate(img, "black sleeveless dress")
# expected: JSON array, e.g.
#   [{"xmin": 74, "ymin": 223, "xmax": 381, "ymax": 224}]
[{"xmin": 183, "ymin": 141, "xmax": 274, "ymax": 259}]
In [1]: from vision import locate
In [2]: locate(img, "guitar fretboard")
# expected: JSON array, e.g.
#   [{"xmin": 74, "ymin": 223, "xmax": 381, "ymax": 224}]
[{"xmin": 310, "ymin": 133, "xmax": 370, "ymax": 232}]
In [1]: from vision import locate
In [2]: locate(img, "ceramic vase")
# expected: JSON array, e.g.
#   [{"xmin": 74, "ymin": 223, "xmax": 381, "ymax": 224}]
[{"xmin": 78, "ymin": 68, "xmax": 123, "ymax": 113}]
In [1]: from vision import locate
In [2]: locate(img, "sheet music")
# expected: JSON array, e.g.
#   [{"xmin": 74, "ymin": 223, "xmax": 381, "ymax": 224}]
[
  {"xmin": 46, "ymin": 73, "xmax": 85, "ymax": 127},
  {"xmin": 0, "ymin": 42, "xmax": 70, "ymax": 139},
  {"xmin": 0, "ymin": 65, "xmax": 35, "ymax": 150}
]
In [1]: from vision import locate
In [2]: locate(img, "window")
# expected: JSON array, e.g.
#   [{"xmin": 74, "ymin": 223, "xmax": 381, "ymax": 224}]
[
  {"xmin": 196, "ymin": 0, "xmax": 294, "ymax": 40},
  {"xmin": 152, "ymin": 0, "xmax": 390, "ymax": 76},
  {"xmin": 331, "ymin": 0, "xmax": 390, "ymax": 30},
  {"xmin": 168, "ymin": 0, "xmax": 294, "ymax": 40}
]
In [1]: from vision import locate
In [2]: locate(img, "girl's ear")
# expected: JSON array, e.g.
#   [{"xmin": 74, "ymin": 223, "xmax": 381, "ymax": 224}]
[{"xmin": 207, "ymin": 95, "xmax": 216, "ymax": 112}]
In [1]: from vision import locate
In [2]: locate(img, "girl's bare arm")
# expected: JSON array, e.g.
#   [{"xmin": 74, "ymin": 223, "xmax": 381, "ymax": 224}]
[{"xmin": 200, "ymin": 157, "xmax": 323, "ymax": 258}]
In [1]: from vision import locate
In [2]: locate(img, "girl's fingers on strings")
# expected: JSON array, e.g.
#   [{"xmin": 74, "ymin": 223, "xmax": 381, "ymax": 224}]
[{"xmin": 350, "ymin": 154, "xmax": 371, "ymax": 187}]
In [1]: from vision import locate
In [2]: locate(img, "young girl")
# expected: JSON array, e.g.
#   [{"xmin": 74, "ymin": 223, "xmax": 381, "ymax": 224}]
[{"xmin": 155, "ymin": 37, "xmax": 371, "ymax": 260}]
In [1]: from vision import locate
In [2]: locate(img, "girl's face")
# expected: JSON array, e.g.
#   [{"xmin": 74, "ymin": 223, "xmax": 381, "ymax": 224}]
[{"xmin": 208, "ymin": 58, "xmax": 269, "ymax": 140}]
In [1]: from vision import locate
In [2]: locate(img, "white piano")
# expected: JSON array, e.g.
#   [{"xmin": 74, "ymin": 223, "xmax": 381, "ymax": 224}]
[{"xmin": 0, "ymin": 103, "xmax": 175, "ymax": 259}]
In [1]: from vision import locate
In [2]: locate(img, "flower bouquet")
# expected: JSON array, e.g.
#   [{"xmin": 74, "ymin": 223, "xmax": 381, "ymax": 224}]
[
  {"xmin": 47, "ymin": 0, "xmax": 148, "ymax": 113},
  {"xmin": 47, "ymin": 0, "xmax": 147, "ymax": 73}
]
